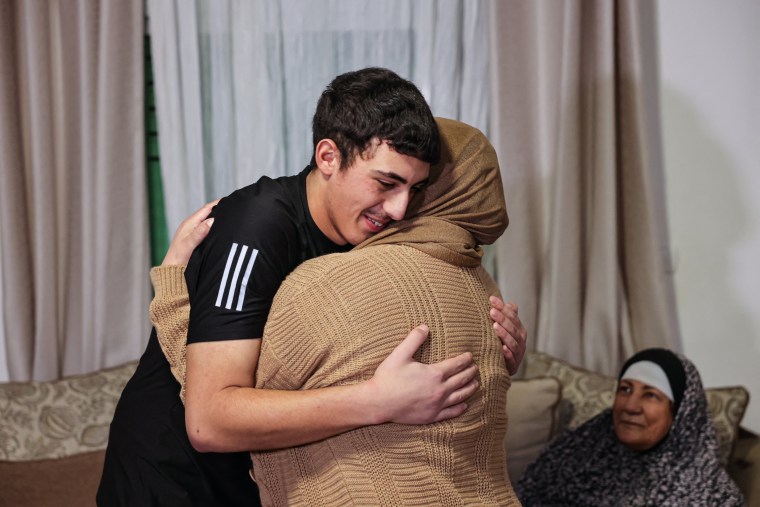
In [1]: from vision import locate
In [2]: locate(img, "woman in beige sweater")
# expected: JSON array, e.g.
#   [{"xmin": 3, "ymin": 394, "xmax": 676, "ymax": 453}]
[{"xmin": 151, "ymin": 118, "xmax": 520, "ymax": 506}]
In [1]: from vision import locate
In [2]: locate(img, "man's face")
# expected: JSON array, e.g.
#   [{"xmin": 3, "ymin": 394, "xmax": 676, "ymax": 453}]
[
  {"xmin": 612, "ymin": 379, "xmax": 674, "ymax": 451},
  {"xmin": 322, "ymin": 140, "xmax": 430, "ymax": 246}
]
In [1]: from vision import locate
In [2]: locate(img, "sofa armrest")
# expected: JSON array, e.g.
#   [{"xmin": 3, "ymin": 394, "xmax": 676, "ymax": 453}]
[{"xmin": 727, "ymin": 427, "xmax": 760, "ymax": 504}]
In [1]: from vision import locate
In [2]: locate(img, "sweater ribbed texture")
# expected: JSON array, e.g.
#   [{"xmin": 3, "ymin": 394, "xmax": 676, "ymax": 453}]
[
  {"xmin": 253, "ymin": 245, "xmax": 518, "ymax": 506},
  {"xmin": 149, "ymin": 265, "xmax": 189, "ymax": 402}
]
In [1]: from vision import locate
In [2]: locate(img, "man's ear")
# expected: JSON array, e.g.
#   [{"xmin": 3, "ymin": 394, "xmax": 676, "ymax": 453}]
[{"xmin": 314, "ymin": 139, "xmax": 341, "ymax": 176}]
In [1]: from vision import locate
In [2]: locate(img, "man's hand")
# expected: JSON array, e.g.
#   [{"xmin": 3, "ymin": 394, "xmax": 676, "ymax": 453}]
[
  {"xmin": 489, "ymin": 297, "xmax": 527, "ymax": 375},
  {"xmin": 161, "ymin": 200, "xmax": 219, "ymax": 266},
  {"xmin": 184, "ymin": 326, "xmax": 479, "ymax": 452},
  {"xmin": 367, "ymin": 325, "xmax": 479, "ymax": 425}
]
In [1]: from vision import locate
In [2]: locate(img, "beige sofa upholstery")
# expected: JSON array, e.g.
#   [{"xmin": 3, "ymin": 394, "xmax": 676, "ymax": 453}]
[
  {"xmin": 0, "ymin": 353, "xmax": 757, "ymax": 506},
  {"xmin": 0, "ymin": 362, "xmax": 136, "ymax": 507}
]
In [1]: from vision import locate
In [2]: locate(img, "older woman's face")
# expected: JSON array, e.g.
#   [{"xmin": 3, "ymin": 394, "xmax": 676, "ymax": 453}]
[{"xmin": 612, "ymin": 379, "xmax": 674, "ymax": 451}]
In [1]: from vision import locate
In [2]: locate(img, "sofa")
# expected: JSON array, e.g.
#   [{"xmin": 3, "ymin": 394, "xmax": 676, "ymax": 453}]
[
  {"xmin": 0, "ymin": 362, "xmax": 136, "ymax": 507},
  {"xmin": 0, "ymin": 352, "xmax": 757, "ymax": 506}
]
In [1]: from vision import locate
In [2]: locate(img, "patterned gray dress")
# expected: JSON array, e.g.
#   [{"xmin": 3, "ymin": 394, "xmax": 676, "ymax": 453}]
[{"xmin": 516, "ymin": 352, "xmax": 745, "ymax": 506}]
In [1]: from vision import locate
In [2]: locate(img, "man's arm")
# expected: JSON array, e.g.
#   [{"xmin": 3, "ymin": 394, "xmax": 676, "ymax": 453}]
[
  {"xmin": 158, "ymin": 201, "xmax": 524, "ymax": 452},
  {"xmin": 185, "ymin": 325, "xmax": 477, "ymax": 452},
  {"xmin": 154, "ymin": 201, "xmax": 479, "ymax": 452},
  {"xmin": 149, "ymin": 261, "xmax": 479, "ymax": 452}
]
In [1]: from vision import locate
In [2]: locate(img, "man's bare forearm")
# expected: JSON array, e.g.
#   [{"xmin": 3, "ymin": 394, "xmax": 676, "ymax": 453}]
[
  {"xmin": 186, "ymin": 381, "xmax": 382, "ymax": 452},
  {"xmin": 184, "ymin": 327, "xmax": 477, "ymax": 453}
]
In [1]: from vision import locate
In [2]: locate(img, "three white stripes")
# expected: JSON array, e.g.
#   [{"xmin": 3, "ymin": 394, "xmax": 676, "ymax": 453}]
[{"xmin": 215, "ymin": 243, "xmax": 259, "ymax": 311}]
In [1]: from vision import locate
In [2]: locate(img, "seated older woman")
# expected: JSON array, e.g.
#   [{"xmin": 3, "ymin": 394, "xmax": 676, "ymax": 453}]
[{"xmin": 515, "ymin": 348, "xmax": 744, "ymax": 506}]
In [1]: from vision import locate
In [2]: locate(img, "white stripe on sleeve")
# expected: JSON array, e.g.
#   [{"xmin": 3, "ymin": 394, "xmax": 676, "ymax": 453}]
[
  {"xmin": 225, "ymin": 245, "xmax": 249, "ymax": 309},
  {"xmin": 215, "ymin": 243, "xmax": 239, "ymax": 308},
  {"xmin": 236, "ymin": 249, "xmax": 259, "ymax": 311}
]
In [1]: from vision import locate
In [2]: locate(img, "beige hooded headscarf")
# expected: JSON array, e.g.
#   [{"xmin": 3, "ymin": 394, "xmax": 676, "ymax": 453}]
[{"xmin": 356, "ymin": 117, "xmax": 508, "ymax": 267}]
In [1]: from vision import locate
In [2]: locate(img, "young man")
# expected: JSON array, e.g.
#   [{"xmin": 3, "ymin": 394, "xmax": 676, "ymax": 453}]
[{"xmin": 97, "ymin": 68, "xmax": 526, "ymax": 506}]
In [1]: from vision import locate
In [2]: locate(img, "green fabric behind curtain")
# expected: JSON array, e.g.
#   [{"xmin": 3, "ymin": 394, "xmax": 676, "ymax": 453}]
[{"xmin": 145, "ymin": 31, "xmax": 169, "ymax": 266}]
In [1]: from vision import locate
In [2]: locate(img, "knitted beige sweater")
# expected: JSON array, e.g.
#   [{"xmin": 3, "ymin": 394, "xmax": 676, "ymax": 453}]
[{"xmin": 253, "ymin": 244, "xmax": 517, "ymax": 506}]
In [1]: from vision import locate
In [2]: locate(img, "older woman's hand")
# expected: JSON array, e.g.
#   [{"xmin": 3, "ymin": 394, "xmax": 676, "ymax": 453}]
[
  {"xmin": 161, "ymin": 200, "xmax": 219, "ymax": 266},
  {"xmin": 489, "ymin": 297, "xmax": 527, "ymax": 375}
]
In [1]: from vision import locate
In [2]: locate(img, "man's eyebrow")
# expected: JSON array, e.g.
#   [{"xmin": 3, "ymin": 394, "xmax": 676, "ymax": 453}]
[
  {"xmin": 372, "ymin": 170, "xmax": 429, "ymax": 187},
  {"xmin": 372, "ymin": 170, "xmax": 408, "ymax": 184}
]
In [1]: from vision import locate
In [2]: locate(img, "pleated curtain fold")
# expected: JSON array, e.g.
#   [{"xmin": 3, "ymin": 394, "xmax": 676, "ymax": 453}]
[
  {"xmin": 489, "ymin": 0, "xmax": 680, "ymax": 375},
  {"xmin": 0, "ymin": 0, "xmax": 149, "ymax": 381},
  {"xmin": 147, "ymin": 0, "xmax": 492, "ymax": 236},
  {"xmin": 0, "ymin": 0, "xmax": 680, "ymax": 381}
]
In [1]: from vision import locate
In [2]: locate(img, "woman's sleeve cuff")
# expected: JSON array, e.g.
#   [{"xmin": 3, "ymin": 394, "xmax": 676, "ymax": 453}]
[{"xmin": 150, "ymin": 265, "xmax": 188, "ymax": 297}]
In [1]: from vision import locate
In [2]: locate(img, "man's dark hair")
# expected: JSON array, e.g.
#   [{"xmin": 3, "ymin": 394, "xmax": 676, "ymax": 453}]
[{"xmin": 310, "ymin": 67, "xmax": 440, "ymax": 170}]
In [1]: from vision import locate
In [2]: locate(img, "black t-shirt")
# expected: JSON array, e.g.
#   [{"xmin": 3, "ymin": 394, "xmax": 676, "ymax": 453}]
[
  {"xmin": 185, "ymin": 168, "xmax": 346, "ymax": 342},
  {"xmin": 98, "ymin": 168, "xmax": 349, "ymax": 507}
]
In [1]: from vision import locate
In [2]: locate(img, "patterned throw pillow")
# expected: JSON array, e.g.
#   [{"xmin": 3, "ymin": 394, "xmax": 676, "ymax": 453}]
[
  {"xmin": 706, "ymin": 386, "xmax": 750, "ymax": 466},
  {"xmin": 0, "ymin": 362, "xmax": 137, "ymax": 461},
  {"xmin": 523, "ymin": 352, "xmax": 616, "ymax": 431},
  {"xmin": 523, "ymin": 351, "xmax": 749, "ymax": 467}
]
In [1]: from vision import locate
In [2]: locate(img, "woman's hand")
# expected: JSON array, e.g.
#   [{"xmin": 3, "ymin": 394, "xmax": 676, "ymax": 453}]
[
  {"xmin": 489, "ymin": 297, "xmax": 527, "ymax": 375},
  {"xmin": 161, "ymin": 200, "xmax": 219, "ymax": 266}
]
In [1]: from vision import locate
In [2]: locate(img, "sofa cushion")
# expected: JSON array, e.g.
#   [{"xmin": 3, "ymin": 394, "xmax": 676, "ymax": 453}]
[
  {"xmin": 0, "ymin": 450, "xmax": 105, "ymax": 507},
  {"xmin": 523, "ymin": 351, "xmax": 749, "ymax": 467},
  {"xmin": 523, "ymin": 351, "xmax": 616, "ymax": 431},
  {"xmin": 504, "ymin": 376, "xmax": 562, "ymax": 483},
  {"xmin": 0, "ymin": 362, "xmax": 137, "ymax": 461},
  {"xmin": 706, "ymin": 386, "xmax": 750, "ymax": 466}
]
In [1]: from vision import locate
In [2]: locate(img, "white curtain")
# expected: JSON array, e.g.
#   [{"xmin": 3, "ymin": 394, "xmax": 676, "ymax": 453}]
[
  {"xmin": 147, "ymin": 0, "xmax": 490, "ymax": 237},
  {"xmin": 0, "ymin": 0, "xmax": 680, "ymax": 382},
  {"xmin": 0, "ymin": 0, "xmax": 150, "ymax": 381}
]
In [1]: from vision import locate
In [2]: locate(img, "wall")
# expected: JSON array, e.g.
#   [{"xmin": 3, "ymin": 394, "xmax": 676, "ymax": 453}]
[{"xmin": 657, "ymin": 0, "xmax": 760, "ymax": 432}]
